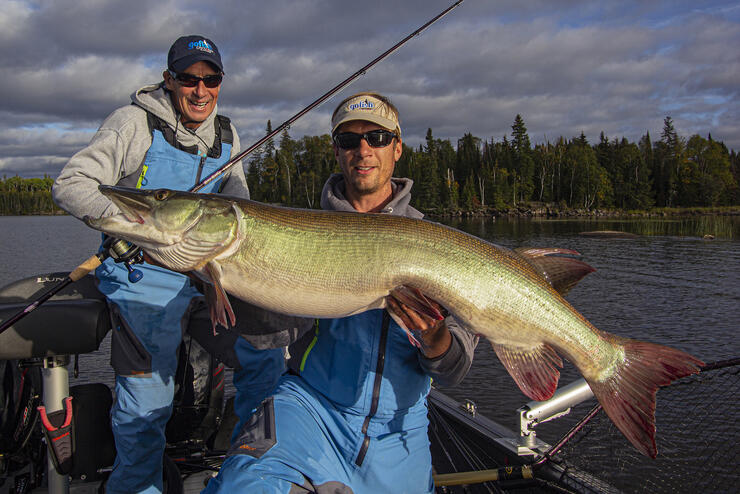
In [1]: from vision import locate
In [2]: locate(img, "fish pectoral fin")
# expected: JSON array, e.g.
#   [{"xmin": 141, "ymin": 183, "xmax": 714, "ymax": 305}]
[
  {"xmin": 389, "ymin": 285, "xmax": 445, "ymax": 321},
  {"xmin": 492, "ymin": 342, "xmax": 563, "ymax": 401},
  {"xmin": 515, "ymin": 247, "xmax": 596, "ymax": 296},
  {"xmin": 203, "ymin": 262, "xmax": 236, "ymax": 333}
]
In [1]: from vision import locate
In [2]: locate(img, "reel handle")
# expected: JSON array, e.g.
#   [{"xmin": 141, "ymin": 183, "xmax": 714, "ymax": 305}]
[
  {"xmin": 102, "ymin": 236, "xmax": 144, "ymax": 283},
  {"xmin": 125, "ymin": 263, "xmax": 144, "ymax": 283}
]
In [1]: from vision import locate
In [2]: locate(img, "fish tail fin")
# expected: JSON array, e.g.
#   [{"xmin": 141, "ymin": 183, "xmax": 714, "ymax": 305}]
[{"xmin": 586, "ymin": 339, "xmax": 703, "ymax": 458}]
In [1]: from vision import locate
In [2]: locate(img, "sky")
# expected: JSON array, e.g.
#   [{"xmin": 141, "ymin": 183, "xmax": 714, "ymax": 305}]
[{"xmin": 1, "ymin": 0, "xmax": 738, "ymax": 178}]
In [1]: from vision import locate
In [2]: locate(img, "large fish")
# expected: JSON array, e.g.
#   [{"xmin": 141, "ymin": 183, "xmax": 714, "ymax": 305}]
[{"xmin": 85, "ymin": 185, "xmax": 703, "ymax": 458}]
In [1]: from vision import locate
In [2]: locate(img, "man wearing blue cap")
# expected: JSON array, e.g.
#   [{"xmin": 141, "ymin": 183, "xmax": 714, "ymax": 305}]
[{"xmin": 53, "ymin": 36, "xmax": 299, "ymax": 493}]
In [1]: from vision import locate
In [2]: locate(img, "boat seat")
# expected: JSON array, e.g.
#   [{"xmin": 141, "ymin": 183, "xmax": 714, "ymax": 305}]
[{"xmin": 0, "ymin": 273, "xmax": 111, "ymax": 360}]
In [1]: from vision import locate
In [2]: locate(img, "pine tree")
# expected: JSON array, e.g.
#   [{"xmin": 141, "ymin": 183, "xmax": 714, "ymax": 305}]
[
  {"xmin": 660, "ymin": 116, "xmax": 684, "ymax": 206},
  {"xmin": 511, "ymin": 115, "xmax": 534, "ymax": 203},
  {"xmin": 260, "ymin": 121, "xmax": 279, "ymax": 203}
]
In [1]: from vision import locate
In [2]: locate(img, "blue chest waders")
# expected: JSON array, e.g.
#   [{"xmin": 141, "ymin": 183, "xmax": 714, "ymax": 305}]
[{"xmin": 99, "ymin": 116, "xmax": 229, "ymax": 494}]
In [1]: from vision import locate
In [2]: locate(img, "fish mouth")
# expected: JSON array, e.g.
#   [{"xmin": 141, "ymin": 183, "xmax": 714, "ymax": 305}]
[
  {"xmin": 98, "ymin": 185, "xmax": 154, "ymax": 224},
  {"xmin": 83, "ymin": 186, "xmax": 182, "ymax": 249}
]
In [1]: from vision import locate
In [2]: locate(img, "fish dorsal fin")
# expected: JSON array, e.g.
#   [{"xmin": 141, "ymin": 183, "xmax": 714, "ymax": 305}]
[
  {"xmin": 492, "ymin": 342, "xmax": 563, "ymax": 401},
  {"xmin": 515, "ymin": 247, "xmax": 596, "ymax": 296},
  {"xmin": 202, "ymin": 262, "xmax": 236, "ymax": 333}
]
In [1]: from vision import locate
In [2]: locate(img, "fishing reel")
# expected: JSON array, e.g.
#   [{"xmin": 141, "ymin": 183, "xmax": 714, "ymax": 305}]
[{"xmin": 101, "ymin": 236, "xmax": 144, "ymax": 283}]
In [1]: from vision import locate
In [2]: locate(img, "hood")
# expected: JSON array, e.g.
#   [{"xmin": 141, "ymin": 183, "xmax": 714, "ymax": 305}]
[
  {"xmin": 130, "ymin": 83, "xmax": 220, "ymax": 153},
  {"xmin": 320, "ymin": 173, "xmax": 423, "ymax": 218}
]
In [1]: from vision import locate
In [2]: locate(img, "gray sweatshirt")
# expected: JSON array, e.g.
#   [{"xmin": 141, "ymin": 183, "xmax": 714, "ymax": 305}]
[{"xmin": 52, "ymin": 83, "xmax": 249, "ymax": 220}]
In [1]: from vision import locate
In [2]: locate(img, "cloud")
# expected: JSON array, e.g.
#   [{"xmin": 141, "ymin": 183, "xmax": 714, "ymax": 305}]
[{"xmin": 1, "ymin": 0, "xmax": 738, "ymax": 178}]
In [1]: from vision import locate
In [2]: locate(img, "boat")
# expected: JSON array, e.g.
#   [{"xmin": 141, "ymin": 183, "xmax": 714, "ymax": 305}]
[{"xmin": 1, "ymin": 272, "xmax": 737, "ymax": 493}]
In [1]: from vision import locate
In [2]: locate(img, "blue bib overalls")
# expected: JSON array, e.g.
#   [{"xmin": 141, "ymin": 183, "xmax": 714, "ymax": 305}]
[
  {"xmin": 204, "ymin": 310, "xmax": 436, "ymax": 494},
  {"xmin": 97, "ymin": 117, "xmax": 284, "ymax": 494}
]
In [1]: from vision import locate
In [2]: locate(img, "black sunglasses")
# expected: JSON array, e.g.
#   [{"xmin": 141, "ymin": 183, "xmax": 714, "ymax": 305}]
[
  {"xmin": 169, "ymin": 71, "xmax": 223, "ymax": 88},
  {"xmin": 333, "ymin": 130, "xmax": 398, "ymax": 149}
]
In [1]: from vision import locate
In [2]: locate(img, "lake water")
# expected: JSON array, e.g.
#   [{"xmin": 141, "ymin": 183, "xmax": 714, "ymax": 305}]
[{"xmin": 1, "ymin": 214, "xmax": 739, "ymax": 488}]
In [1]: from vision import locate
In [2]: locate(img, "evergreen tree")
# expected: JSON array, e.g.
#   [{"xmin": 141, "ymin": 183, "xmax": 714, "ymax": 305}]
[
  {"xmin": 415, "ymin": 128, "xmax": 441, "ymax": 209},
  {"xmin": 510, "ymin": 115, "xmax": 534, "ymax": 203},
  {"xmin": 461, "ymin": 171, "xmax": 478, "ymax": 209},
  {"xmin": 659, "ymin": 116, "xmax": 684, "ymax": 206},
  {"xmin": 456, "ymin": 133, "xmax": 481, "ymax": 193},
  {"xmin": 277, "ymin": 129, "xmax": 297, "ymax": 204},
  {"xmin": 260, "ymin": 120, "xmax": 280, "ymax": 203}
]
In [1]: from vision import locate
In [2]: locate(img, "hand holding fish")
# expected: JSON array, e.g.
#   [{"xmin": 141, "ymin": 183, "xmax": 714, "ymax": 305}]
[{"xmin": 386, "ymin": 290, "xmax": 452, "ymax": 358}]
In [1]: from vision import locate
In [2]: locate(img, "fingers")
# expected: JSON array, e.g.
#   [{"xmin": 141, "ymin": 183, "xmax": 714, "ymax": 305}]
[{"xmin": 387, "ymin": 295, "xmax": 435, "ymax": 332}]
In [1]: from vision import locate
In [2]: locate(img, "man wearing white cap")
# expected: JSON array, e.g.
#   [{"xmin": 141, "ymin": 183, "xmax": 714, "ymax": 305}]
[{"xmin": 205, "ymin": 92, "xmax": 477, "ymax": 493}]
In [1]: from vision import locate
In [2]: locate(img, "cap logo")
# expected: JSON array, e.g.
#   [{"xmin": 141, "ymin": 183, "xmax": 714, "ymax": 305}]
[
  {"xmin": 348, "ymin": 99, "xmax": 375, "ymax": 111},
  {"xmin": 188, "ymin": 39, "xmax": 214, "ymax": 54}
]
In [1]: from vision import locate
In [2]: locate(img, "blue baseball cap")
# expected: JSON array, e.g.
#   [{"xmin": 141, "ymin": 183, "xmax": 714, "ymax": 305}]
[{"xmin": 167, "ymin": 35, "xmax": 223, "ymax": 73}]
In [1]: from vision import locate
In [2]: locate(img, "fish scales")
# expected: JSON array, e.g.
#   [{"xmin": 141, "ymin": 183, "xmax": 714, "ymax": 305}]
[
  {"xmin": 223, "ymin": 199, "xmax": 621, "ymax": 386},
  {"xmin": 85, "ymin": 186, "xmax": 704, "ymax": 458}
]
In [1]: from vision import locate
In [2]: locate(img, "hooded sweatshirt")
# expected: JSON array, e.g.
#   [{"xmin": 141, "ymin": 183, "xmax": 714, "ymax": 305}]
[{"xmin": 53, "ymin": 83, "xmax": 248, "ymax": 220}]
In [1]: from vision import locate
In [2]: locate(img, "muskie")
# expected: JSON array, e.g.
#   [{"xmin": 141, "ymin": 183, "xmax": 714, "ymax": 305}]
[{"xmin": 85, "ymin": 186, "xmax": 703, "ymax": 458}]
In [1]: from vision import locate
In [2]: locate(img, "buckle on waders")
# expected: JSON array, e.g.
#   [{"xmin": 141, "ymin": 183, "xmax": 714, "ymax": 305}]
[{"xmin": 37, "ymin": 396, "xmax": 75, "ymax": 474}]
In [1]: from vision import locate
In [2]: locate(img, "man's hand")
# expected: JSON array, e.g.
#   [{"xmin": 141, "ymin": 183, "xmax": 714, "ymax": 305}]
[{"xmin": 386, "ymin": 294, "xmax": 452, "ymax": 359}]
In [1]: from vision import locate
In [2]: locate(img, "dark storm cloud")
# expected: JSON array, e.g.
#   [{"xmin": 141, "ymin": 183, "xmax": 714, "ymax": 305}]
[{"xmin": 1, "ymin": 0, "xmax": 738, "ymax": 177}]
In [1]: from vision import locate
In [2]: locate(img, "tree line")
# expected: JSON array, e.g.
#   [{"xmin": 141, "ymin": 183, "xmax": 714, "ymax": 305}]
[
  {"xmin": 2, "ymin": 115, "xmax": 738, "ymax": 215},
  {"xmin": 247, "ymin": 115, "xmax": 739, "ymax": 212},
  {"xmin": 0, "ymin": 175, "xmax": 62, "ymax": 215}
]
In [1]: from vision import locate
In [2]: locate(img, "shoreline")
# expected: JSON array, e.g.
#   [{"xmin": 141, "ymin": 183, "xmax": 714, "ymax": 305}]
[
  {"xmin": 2, "ymin": 206, "xmax": 740, "ymax": 218},
  {"xmin": 425, "ymin": 205, "xmax": 740, "ymax": 219}
]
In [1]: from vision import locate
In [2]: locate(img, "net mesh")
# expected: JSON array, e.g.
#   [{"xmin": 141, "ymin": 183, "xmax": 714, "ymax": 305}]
[
  {"xmin": 545, "ymin": 359, "xmax": 740, "ymax": 493},
  {"xmin": 431, "ymin": 359, "xmax": 739, "ymax": 494}
]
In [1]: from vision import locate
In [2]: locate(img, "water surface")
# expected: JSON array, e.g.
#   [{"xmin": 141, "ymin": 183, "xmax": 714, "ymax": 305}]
[{"xmin": 1, "ymin": 214, "xmax": 738, "ymax": 453}]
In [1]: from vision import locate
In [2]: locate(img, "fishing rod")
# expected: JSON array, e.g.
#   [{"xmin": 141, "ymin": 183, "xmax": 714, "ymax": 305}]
[
  {"xmin": 0, "ymin": 238, "xmax": 143, "ymax": 336},
  {"xmin": 0, "ymin": 0, "xmax": 465, "ymax": 336},
  {"xmin": 191, "ymin": 0, "xmax": 465, "ymax": 192}
]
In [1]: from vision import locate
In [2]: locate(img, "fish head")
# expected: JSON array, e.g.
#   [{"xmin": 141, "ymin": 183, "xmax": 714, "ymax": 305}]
[{"xmin": 85, "ymin": 185, "xmax": 239, "ymax": 271}]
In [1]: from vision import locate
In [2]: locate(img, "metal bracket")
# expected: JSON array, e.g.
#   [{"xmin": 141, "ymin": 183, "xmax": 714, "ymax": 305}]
[{"xmin": 501, "ymin": 379, "xmax": 595, "ymax": 457}]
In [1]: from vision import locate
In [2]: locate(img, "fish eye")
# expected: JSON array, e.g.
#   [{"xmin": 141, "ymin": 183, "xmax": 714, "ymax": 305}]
[{"xmin": 153, "ymin": 189, "xmax": 169, "ymax": 201}]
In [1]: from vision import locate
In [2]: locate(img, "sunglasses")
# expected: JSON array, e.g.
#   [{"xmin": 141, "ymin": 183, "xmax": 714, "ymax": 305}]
[
  {"xmin": 333, "ymin": 130, "xmax": 398, "ymax": 150},
  {"xmin": 169, "ymin": 71, "xmax": 223, "ymax": 88}
]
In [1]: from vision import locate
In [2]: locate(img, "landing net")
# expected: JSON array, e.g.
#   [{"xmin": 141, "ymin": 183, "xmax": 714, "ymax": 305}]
[
  {"xmin": 550, "ymin": 358, "xmax": 739, "ymax": 494},
  {"xmin": 430, "ymin": 358, "xmax": 739, "ymax": 494}
]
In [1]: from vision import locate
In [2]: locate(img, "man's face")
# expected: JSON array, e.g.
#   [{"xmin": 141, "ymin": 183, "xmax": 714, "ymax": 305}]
[
  {"xmin": 334, "ymin": 120, "xmax": 402, "ymax": 198},
  {"xmin": 163, "ymin": 61, "xmax": 221, "ymax": 129}
]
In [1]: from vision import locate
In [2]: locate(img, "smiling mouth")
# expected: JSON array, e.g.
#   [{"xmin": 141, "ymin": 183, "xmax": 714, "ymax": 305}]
[
  {"xmin": 354, "ymin": 165, "xmax": 376, "ymax": 173},
  {"xmin": 189, "ymin": 100, "xmax": 210, "ymax": 110}
]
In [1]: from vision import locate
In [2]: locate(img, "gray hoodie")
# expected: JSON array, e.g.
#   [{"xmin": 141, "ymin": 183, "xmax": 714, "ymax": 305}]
[
  {"xmin": 52, "ymin": 83, "xmax": 248, "ymax": 220},
  {"xmin": 319, "ymin": 173, "xmax": 477, "ymax": 387},
  {"xmin": 320, "ymin": 173, "xmax": 424, "ymax": 218}
]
